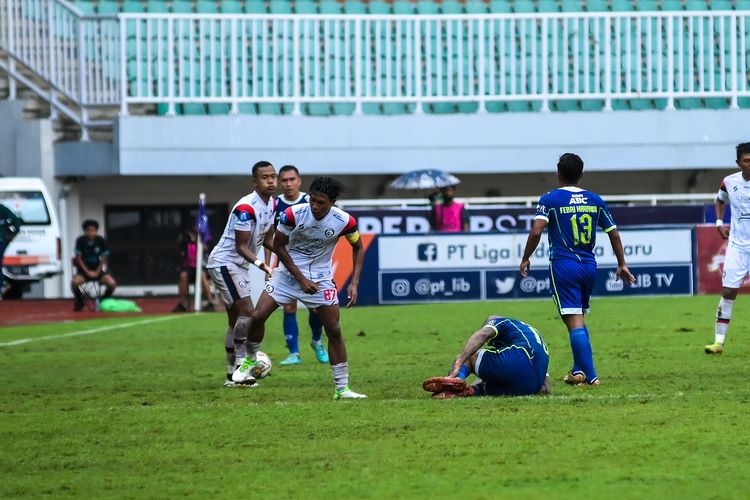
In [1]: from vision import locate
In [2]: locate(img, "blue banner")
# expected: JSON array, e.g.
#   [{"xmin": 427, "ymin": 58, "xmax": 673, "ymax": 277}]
[{"xmin": 380, "ymin": 271, "xmax": 482, "ymax": 303}]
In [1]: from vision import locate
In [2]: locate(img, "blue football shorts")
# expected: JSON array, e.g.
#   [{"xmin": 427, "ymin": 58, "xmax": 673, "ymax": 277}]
[
  {"xmin": 549, "ymin": 259, "xmax": 597, "ymax": 315},
  {"xmin": 475, "ymin": 346, "xmax": 549, "ymax": 396}
]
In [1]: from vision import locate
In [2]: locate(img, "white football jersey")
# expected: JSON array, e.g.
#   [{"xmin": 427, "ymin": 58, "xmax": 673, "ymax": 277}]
[
  {"xmin": 717, "ymin": 171, "xmax": 750, "ymax": 249},
  {"xmin": 207, "ymin": 191, "xmax": 277, "ymax": 269},
  {"xmin": 276, "ymin": 203, "xmax": 358, "ymax": 281}
]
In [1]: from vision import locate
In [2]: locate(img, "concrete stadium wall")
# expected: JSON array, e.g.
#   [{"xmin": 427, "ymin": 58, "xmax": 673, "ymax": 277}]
[{"xmin": 105, "ymin": 109, "xmax": 750, "ymax": 177}]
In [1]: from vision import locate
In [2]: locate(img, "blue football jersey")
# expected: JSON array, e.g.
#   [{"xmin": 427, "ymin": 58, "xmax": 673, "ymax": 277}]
[
  {"xmin": 483, "ymin": 317, "xmax": 548, "ymax": 357},
  {"xmin": 274, "ymin": 192, "xmax": 308, "ymax": 226},
  {"xmin": 535, "ymin": 187, "xmax": 616, "ymax": 262}
]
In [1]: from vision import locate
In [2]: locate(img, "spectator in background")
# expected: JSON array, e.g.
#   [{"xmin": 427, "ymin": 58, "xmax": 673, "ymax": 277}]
[
  {"xmin": 429, "ymin": 185, "xmax": 469, "ymax": 232},
  {"xmin": 71, "ymin": 219, "xmax": 117, "ymax": 311},
  {"xmin": 0, "ymin": 203, "xmax": 23, "ymax": 298},
  {"xmin": 173, "ymin": 228, "xmax": 215, "ymax": 313}
]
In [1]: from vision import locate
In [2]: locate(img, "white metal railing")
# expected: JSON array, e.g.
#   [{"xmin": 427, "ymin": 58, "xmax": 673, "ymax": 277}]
[
  {"xmin": 1, "ymin": 4, "xmax": 749, "ymax": 138},
  {"xmin": 0, "ymin": 0, "xmax": 120, "ymax": 138},
  {"xmin": 336, "ymin": 192, "xmax": 718, "ymax": 209},
  {"xmin": 117, "ymin": 12, "xmax": 750, "ymax": 115}
]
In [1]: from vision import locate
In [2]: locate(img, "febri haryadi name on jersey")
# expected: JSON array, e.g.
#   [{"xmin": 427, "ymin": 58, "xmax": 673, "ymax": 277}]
[{"xmin": 559, "ymin": 205, "xmax": 598, "ymax": 214}]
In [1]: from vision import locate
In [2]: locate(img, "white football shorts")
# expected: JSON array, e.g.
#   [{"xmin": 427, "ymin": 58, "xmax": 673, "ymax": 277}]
[
  {"xmin": 722, "ymin": 243, "xmax": 750, "ymax": 288},
  {"xmin": 264, "ymin": 270, "xmax": 339, "ymax": 308},
  {"xmin": 207, "ymin": 264, "xmax": 252, "ymax": 306}
]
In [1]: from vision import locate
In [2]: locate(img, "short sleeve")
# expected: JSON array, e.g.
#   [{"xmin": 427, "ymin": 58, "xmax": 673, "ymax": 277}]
[
  {"xmin": 99, "ymin": 237, "xmax": 110, "ymax": 256},
  {"xmin": 232, "ymin": 204, "xmax": 257, "ymax": 232},
  {"xmin": 535, "ymin": 193, "xmax": 550, "ymax": 222},
  {"xmin": 276, "ymin": 207, "xmax": 296, "ymax": 236},
  {"xmin": 596, "ymin": 196, "xmax": 617, "ymax": 232},
  {"xmin": 74, "ymin": 236, "xmax": 85, "ymax": 254},
  {"xmin": 717, "ymin": 180, "xmax": 729, "ymax": 203}
]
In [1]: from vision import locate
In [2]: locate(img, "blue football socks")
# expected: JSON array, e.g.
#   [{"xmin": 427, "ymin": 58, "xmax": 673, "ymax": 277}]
[
  {"xmin": 569, "ymin": 327, "xmax": 597, "ymax": 383},
  {"xmin": 309, "ymin": 312, "xmax": 323, "ymax": 343},
  {"xmin": 283, "ymin": 312, "xmax": 299, "ymax": 354},
  {"xmin": 456, "ymin": 363, "xmax": 471, "ymax": 380}
]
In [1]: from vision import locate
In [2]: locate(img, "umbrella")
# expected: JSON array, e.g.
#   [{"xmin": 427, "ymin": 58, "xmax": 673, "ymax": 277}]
[{"xmin": 389, "ymin": 169, "xmax": 461, "ymax": 190}]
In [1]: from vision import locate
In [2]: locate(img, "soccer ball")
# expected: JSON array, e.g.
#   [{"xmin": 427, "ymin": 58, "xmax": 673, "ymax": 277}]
[{"xmin": 251, "ymin": 351, "xmax": 272, "ymax": 379}]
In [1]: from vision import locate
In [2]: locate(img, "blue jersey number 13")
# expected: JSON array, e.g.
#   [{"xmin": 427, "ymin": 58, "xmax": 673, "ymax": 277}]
[{"xmin": 570, "ymin": 214, "xmax": 593, "ymax": 245}]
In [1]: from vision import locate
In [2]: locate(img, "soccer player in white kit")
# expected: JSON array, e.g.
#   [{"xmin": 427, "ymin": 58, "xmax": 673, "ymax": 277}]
[
  {"xmin": 206, "ymin": 161, "xmax": 277, "ymax": 386},
  {"xmin": 707, "ymin": 142, "xmax": 750, "ymax": 354},
  {"xmin": 233, "ymin": 176, "xmax": 367, "ymax": 399}
]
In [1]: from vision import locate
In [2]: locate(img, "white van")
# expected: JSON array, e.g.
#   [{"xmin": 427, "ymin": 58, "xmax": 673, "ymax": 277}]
[{"xmin": 0, "ymin": 177, "xmax": 62, "ymax": 290}]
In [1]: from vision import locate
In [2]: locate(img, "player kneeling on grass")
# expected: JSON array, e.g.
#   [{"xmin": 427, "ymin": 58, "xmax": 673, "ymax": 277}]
[
  {"xmin": 423, "ymin": 316, "xmax": 551, "ymax": 399},
  {"xmin": 233, "ymin": 177, "xmax": 367, "ymax": 400}
]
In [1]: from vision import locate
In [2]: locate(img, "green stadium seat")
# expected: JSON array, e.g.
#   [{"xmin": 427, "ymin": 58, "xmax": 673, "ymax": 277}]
[
  {"xmin": 465, "ymin": 1, "xmax": 489, "ymax": 13},
  {"xmin": 610, "ymin": 0, "xmax": 634, "ymax": 10},
  {"xmin": 429, "ymin": 102, "xmax": 457, "ymax": 114},
  {"xmin": 72, "ymin": 0, "xmax": 97, "ymax": 15},
  {"xmin": 661, "ymin": 0, "xmax": 684, "ymax": 10},
  {"xmin": 220, "ymin": 0, "xmax": 242, "ymax": 12},
  {"xmin": 588, "ymin": 0, "xmax": 609, "ymax": 12},
  {"xmin": 295, "ymin": 0, "xmax": 318, "ymax": 13},
  {"xmin": 489, "ymin": 0, "xmax": 512, "ymax": 12},
  {"xmin": 441, "ymin": 1, "xmax": 464, "ymax": 14},
  {"xmin": 383, "ymin": 103, "xmax": 411, "ymax": 114},
  {"xmin": 238, "ymin": 103, "xmax": 258, "ymax": 114},
  {"xmin": 580, "ymin": 99, "xmax": 605, "ymax": 111},
  {"xmin": 485, "ymin": 101, "xmax": 506, "ymax": 112},
  {"xmin": 554, "ymin": 99, "xmax": 579, "ymax": 111},
  {"xmin": 367, "ymin": 1, "xmax": 391, "ymax": 14},
  {"xmin": 332, "ymin": 103, "xmax": 355, "ymax": 115},
  {"xmin": 710, "ymin": 0, "xmax": 731, "ymax": 8},
  {"xmin": 563, "ymin": 0, "xmax": 586, "ymax": 11},
  {"xmin": 145, "ymin": 0, "xmax": 169, "ymax": 12},
  {"xmin": 123, "ymin": 0, "xmax": 144, "ymax": 12},
  {"xmin": 97, "ymin": 0, "xmax": 119, "ymax": 14},
  {"xmin": 538, "ymin": 0, "xmax": 561, "ymax": 12},
  {"xmin": 343, "ymin": 0, "xmax": 366, "ymax": 13},
  {"xmin": 258, "ymin": 103, "xmax": 290, "ymax": 115},
  {"xmin": 457, "ymin": 102, "xmax": 479, "ymax": 113},
  {"xmin": 416, "ymin": 1, "xmax": 439, "ymax": 14},
  {"xmin": 207, "ymin": 103, "xmax": 231, "ymax": 114},
  {"xmin": 305, "ymin": 103, "xmax": 332, "ymax": 116},
  {"xmin": 196, "ymin": 0, "xmax": 219, "ymax": 13},
  {"xmin": 629, "ymin": 98, "xmax": 657, "ymax": 110},
  {"xmin": 362, "ymin": 103, "xmax": 384, "ymax": 114},
  {"xmin": 635, "ymin": 0, "xmax": 659, "ymax": 9},
  {"xmin": 171, "ymin": 0, "xmax": 194, "ymax": 13},
  {"xmin": 269, "ymin": 1, "xmax": 292, "ymax": 13},
  {"xmin": 244, "ymin": 0, "xmax": 266, "ymax": 13},
  {"xmin": 392, "ymin": 1, "xmax": 416, "ymax": 14},
  {"xmin": 514, "ymin": 0, "xmax": 536, "ymax": 12},
  {"xmin": 319, "ymin": 0, "xmax": 342, "ymax": 13},
  {"xmin": 685, "ymin": 0, "xmax": 708, "ymax": 8}
]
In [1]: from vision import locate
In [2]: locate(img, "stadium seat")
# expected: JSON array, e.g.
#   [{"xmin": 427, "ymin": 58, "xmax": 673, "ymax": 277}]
[
  {"xmin": 146, "ymin": 0, "xmax": 169, "ymax": 13},
  {"xmin": 563, "ymin": 0, "xmax": 586, "ymax": 11},
  {"xmin": 319, "ymin": 0, "xmax": 342, "ymax": 13},
  {"xmin": 295, "ymin": 0, "xmax": 318, "ymax": 13},
  {"xmin": 661, "ymin": 0, "xmax": 684, "ymax": 10},
  {"xmin": 196, "ymin": 0, "xmax": 219, "ymax": 13},
  {"xmin": 269, "ymin": 1, "xmax": 292, "ymax": 13},
  {"xmin": 440, "ymin": 1, "xmax": 464, "ymax": 14},
  {"xmin": 392, "ymin": 1, "xmax": 416, "ymax": 14},
  {"xmin": 332, "ymin": 103, "xmax": 355, "ymax": 115},
  {"xmin": 220, "ymin": 0, "xmax": 242, "ymax": 12},
  {"xmin": 305, "ymin": 103, "xmax": 332, "ymax": 116},
  {"xmin": 709, "ymin": 0, "xmax": 731, "ymax": 8},
  {"xmin": 514, "ymin": 0, "xmax": 537, "ymax": 12},
  {"xmin": 97, "ymin": 0, "xmax": 119, "ymax": 14},
  {"xmin": 367, "ymin": 1, "xmax": 391, "ymax": 14},
  {"xmin": 343, "ymin": 0, "xmax": 366, "ymax": 13},
  {"xmin": 635, "ymin": 0, "xmax": 659, "ymax": 10},
  {"xmin": 416, "ymin": 0, "xmax": 439, "ymax": 14},
  {"xmin": 489, "ymin": 0, "xmax": 512, "ymax": 12},
  {"xmin": 244, "ymin": 0, "xmax": 266, "ymax": 13},
  {"xmin": 538, "ymin": 0, "xmax": 561, "ymax": 12},
  {"xmin": 610, "ymin": 0, "xmax": 634, "ymax": 10},
  {"xmin": 171, "ymin": 0, "xmax": 194, "ymax": 13},
  {"xmin": 72, "ymin": 0, "xmax": 96, "ymax": 15},
  {"xmin": 465, "ymin": 1, "xmax": 489, "ymax": 13}
]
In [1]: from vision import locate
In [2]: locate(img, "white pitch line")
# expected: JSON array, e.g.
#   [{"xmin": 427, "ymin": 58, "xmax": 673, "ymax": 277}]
[{"xmin": 0, "ymin": 315, "xmax": 183, "ymax": 347}]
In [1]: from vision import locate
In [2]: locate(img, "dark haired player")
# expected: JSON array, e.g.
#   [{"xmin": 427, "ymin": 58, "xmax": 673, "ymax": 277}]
[
  {"xmin": 706, "ymin": 142, "xmax": 750, "ymax": 354},
  {"xmin": 233, "ymin": 176, "xmax": 367, "ymax": 399},
  {"xmin": 274, "ymin": 165, "xmax": 329, "ymax": 366},
  {"xmin": 71, "ymin": 219, "xmax": 117, "ymax": 311},
  {"xmin": 206, "ymin": 161, "xmax": 277, "ymax": 387},
  {"xmin": 519, "ymin": 153, "xmax": 635, "ymax": 386},
  {"xmin": 422, "ymin": 315, "xmax": 551, "ymax": 399}
]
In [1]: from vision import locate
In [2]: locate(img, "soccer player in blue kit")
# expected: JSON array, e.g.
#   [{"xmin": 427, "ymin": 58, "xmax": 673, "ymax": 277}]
[
  {"xmin": 519, "ymin": 153, "xmax": 635, "ymax": 386},
  {"xmin": 422, "ymin": 315, "xmax": 551, "ymax": 399}
]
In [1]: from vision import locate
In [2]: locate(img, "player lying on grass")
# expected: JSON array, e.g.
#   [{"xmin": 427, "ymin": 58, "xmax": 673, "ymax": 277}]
[
  {"xmin": 423, "ymin": 316, "xmax": 551, "ymax": 399},
  {"xmin": 233, "ymin": 176, "xmax": 367, "ymax": 399}
]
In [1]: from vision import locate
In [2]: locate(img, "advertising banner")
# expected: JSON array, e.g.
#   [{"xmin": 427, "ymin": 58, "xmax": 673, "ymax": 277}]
[
  {"xmin": 695, "ymin": 224, "xmax": 750, "ymax": 294},
  {"xmin": 363, "ymin": 227, "xmax": 694, "ymax": 305},
  {"xmin": 350, "ymin": 206, "xmax": 705, "ymax": 235}
]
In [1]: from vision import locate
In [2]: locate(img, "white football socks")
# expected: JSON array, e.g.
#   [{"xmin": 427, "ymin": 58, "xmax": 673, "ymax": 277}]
[
  {"xmin": 331, "ymin": 362, "xmax": 349, "ymax": 391},
  {"xmin": 715, "ymin": 297, "xmax": 735, "ymax": 345}
]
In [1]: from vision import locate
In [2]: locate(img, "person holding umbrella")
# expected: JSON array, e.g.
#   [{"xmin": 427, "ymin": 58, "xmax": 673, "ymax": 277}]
[
  {"xmin": 429, "ymin": 185, "xmax": 468, "ymax": 233},
  {"xmin": 389, "ymin": 169, "xmax": 468, "ymax": 233}
]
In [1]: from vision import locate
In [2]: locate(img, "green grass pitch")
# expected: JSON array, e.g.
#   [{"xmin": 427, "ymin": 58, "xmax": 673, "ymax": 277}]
[{"xmin": 1, "ymin": 296, "xmax": 749, "ymax": 498}]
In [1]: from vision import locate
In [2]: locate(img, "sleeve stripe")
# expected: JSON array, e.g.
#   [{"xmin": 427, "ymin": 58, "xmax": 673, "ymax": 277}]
[
  {"xmin": 281, "ymin": 207, "xmax": 296, "ymax": 227},
  {"xmin": 604, "ymin": 225, "xmax": 617, "ymax": 233},
  {"xmin": 232, "ymin": 204, "xmax": 256, "ymax": 220},
  {"xmin": 534, "ymin": 215, "xmax": 549, "ymax": 222},
  {"xmin": 339, "ymin": 215, "xmax": 358, "ymax": 236}
]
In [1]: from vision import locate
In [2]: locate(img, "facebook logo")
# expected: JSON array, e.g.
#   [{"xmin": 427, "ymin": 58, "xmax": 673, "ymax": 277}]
[{"xmin": 417, "ymin": 243, "xmax": 437, "ymax": 261}]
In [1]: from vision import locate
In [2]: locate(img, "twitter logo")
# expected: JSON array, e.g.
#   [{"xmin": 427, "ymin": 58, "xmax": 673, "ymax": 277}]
[{"xmin": 494, "ymin": 277, "xmax": 515, "ymax": 294}]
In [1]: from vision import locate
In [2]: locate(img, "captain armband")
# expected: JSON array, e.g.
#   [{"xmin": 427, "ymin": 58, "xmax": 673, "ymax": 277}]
[{"xmin": 345, "ymin": 231, "xmax": 361, "ymax": 244}]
